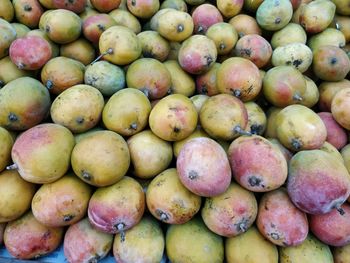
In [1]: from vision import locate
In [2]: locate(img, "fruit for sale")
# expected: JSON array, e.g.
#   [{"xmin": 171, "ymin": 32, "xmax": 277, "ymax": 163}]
[
  {"xmin": 128, "ymin": 130, "xmax": 173, "ymax": 179},
  {"xmin": 332, "ymin": 15, "xmax": 350, "ymax": 43},
  {"xmin": 52, "ymin": 0, "xmax": 86, "ymax": 13},
  {"xmin": 50, "ymin": 84, "xmax": 104, "ymax": 133},
  {"xmin": 243, "ymin": 0, "xmax": 263, "ymax": 12},
  {"xmin": 178, "ymin": 35, "xmax": 217, "ymax": 75},
  {"xmin": 228, "ymin": 135, "xmax": 288, "ymax": 192},
  {"xmin": 287, "ymin": 150, "xmax": 350, "ymax": 215},
  {"xmin": 341, "ymin": 144, "xmax": 350, "ymax": 173},
  {"xmin": 333, "ymin": 244, "xmax": 350, "ymax": 263},
  {"xmin": 108, "ymin": 9, "xmax": 141, "ymax": 34},
  {"xmin": 206, "ymin": 23, "xmax": 237, "ymax": 56},
  {"xmin": 127, "ymin": 0, "xmax": 159, "ymax": 19},
  {"xmin": 331, "ymin": 88, "xmax": 350, "ymax": 130},
  {"xmin": 160, "ymin": 0, "xmax": 187, "ymax": 11},
  {"xmin": 271, "ymin": 23, "xmax": 307, "ymax": 49},
  {"xmin": 192, "ymin": 4, "xmax": 223, "ymax": 34},
  {"xmin": 310, "ymin": 203, "xmax": 350, "ymax": 246},
  {"xmin": 146, "ymin": 168, "xmax": 201, "ymax": 224},
  {"xmin": 299, "ymin": 76, "xmax": 319, "ymax": 108},
  {"xmin": 166, "ymin": 217, "xmax": 224, "ymax": 263},
  {"xmin": 173, "ymin": 128, "xmax": 209, "ymax": 157},
  {"xmin": 11, "ymin": 22, "xmax": 30, "ymax": 37},
  {"xmin": 126, "ymin": 58, "xmax": 171, "ymax": 99},
  {"xmin": 313, "ymin": 45, "xmax": 350, "ymax": 81},
  {"xmin": 267, "ymin": 138, "xmax": 293, "ymax": 162},
  {"xmin": 217, "ymin": 57, "xmax": 262, "ymax": 102},
  {"xmin": 0, "ymin": 127, "xmax": 13, "ymax": 172},
  {"xmin": 234, "ymin": 34, "xmax": 272, "ymax": 69},
  {"xmin": 41, "ymin": 56, "xmax": 85, "ymax": 94},
  {"xmin": 10, "ymin": 123, "xmax": 74, "ymax": 183},
  {"xmin": 103, "ymin": 88, "xmax": 151, "ymax": 136},
  {"xmin": 64, "ymin": 218, "xmax": 113, "ymax": 263},
  {"xmin": 318, "ymin": 79, "xmax": 350, "ymax": 111},
  {"xmin": 195, "ymin": 62, "xmax": 220, "ymax": 96},
  {"xmin": 38, "ymin": 0, "xmax": 54, "ymax": 8},
  {"xmin": 26, "ymin": 29, "xmax": 59, "ymax": 58},
  {"xmin": 0, "ymin": 0, "xmax": 14, "ymax": 22},
  {"xmin": 82, "ymin": 14, "xmax": 117, "ymax": 45},
  {"xmin": 153, "ymin": 9, "xmax": 193, "ymax": 42},
  {"xmin": 299, "ymin": 0, "xmax": 336, "ymax": 33},
  {"xmin": 13, "ymin": 0, "xmax": 44, "ymax": 29},
  {"xmin": 332, "ymin": 0, "xmax": 350, "ymax": 15},
  {"xmin": 190, "ymin": 94, "xmax": 209, "ymax": 113},
  {"xmin": 318, "ymin": 112, "xmax": 347, "ymax": 149},
  {"xmin": 200, "ymin": 94, "xmax": 248, "ymax": 140},
  {"xmin": 202, "ymin": 182, "xmax": 258, "ymax": 237},
  {"xmin": 91, "ymin": 0, "xmax": 121, "ymax": 12},
  {"xmin": 271, "ymin": 43, "xmax": 312, "ymax": 73},
  {"xmin": 0, "ymin": 19, "xmax": 17, "ymax": 59},
  {"xmin": 39, "ymin": 9, "xmax": 82, "ymax": 44},
  {"xmin": 263, "ymin": 66, "xmax": 306, "ymax": 107},
  {"xmin": 217, "ymin": 0, "xmax": 243, "ymax": 18},
  {"xmin": 164, "ymin": 60, "xmax": 195, "ymax": 96},
  {"xmin": 177, "ymin": 137, "xmax": 231, "ymax": 197},
  {"xmin": 60, "ymin": 38, "xmax": 95, "ymax": 65},
  {"xmin": 0, "ymin": 170, "xmax": 36, "ymax": 223},
  {"xmin": 225, "ymin": 226, "xmax": 278, "ymax": 263},
  {"xmin": 99, "ymin": 25, "xmax": 141, "ymax": 65},
  {"xmin": 308, "ymin": 28, "xmax": 346, "ymax": 52},
  {"xmin": 4, "ymin": 211, "xmax": 63, "ymax": 260},
  {"xmin": 149, "ymin": 94, "xmax": 198, "ymax": 141},
  {"xmin": 9, "ymin": 35, "xmax": 51, "ymax": 70},
  {"xmin": 88, "ymin": 176, "xmax": 145, "ymax": 236},
  {"xmin": 113, "ymin": 216, "xmax": 165, "ymax": 263},
  {"xmin": 257, "ymin": 188, "xmax": 308, "ymax": 246},
  {"xmin": 137, "ymin": 31, "xmax": 170, "ymax": 62},
  {"xmin": 256, "ymin": 0, "xmax": 293, "ymax": 31},
  {"xmin": 0, "ymin": 77, "xmax": 51, "ymax": 130},
  {"xmin": 229, "ymin": 14, "xmax": 262, "ymax": 37},
  {"xmin": 276, "ymin": 105, "xmax": 327, "ymax": 151},
  {"xmin": 264, "ymin": 107, "xmax": 282, "ymax": 138},
  {"xmin": 0, "ymin": 56, "xmax": 31, "ymax": 86},
  {"xmin": 71, "ymin": 130, "xmax": 130, "ymax": 186},
  {"xmin": 319, "ymin": 142, "xmax": 344, "ymax": 163},
  {"xmin": 279, "ymin": 234, "xmax": 334, "ymax": 263},
  {"xmin": 32, "ymin": 173, "xmax": 92, "ymax": 227}
]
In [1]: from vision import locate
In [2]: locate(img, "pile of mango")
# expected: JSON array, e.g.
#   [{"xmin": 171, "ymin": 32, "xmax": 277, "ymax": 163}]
[{"xmin": 1, "ymin": 0, "xmax": 350, "ymax": 261}]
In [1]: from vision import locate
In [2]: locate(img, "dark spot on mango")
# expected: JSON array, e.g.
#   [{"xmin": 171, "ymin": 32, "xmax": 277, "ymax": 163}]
[
  {"xmin": 0, "ymin": 80, "xmax": 4, "ymax": 87},
  {"xmin": 63, "ymin": 214, "xmax": 75, "ymax": 222},
  {"xmin": 24, "ymin": 4, "xmax": 32, "ymax": 11},
  {"xmin": 97, "ymin": 24, "xmax": 105, "ymax": 31},
  {"xmin": 241, "ymin": 48, "xmax": 252, "ymax": 57},
  {"xmin": 200, "ymin": 85, "xmax": 208, "ymax": 94},
  {"xmin": 173, "ymin": 127, "xmax": 180, "ymax": 133},
  {"xmin": 270, "ymin": 232, "xmax": 280, "ymax": 240},
  {"xmin": 231, "ymin": 89, "xmax": 241, "ymax": 97},
  {"xmin": 143, "ymin": 50, "xmax": 155, "ymax": 58},
  {"xmin": 291, "ymin": 138, "xmax": 302, "ymax": 150},
  {"xmin": 292, "ymin": 59, "xmax": 303, "ymax": 68},
  {"xmin": 275, "ymin": 17, "xmax": 281, "ymax": 24},
  {"xmin": 248, "ymin": 176, "xmax": 262, "ymax": 187},
  {"xmin": 155, "ymin": 209, "xmax": 169, "ymax": 221},
  {"xmin": 45, "ymin": 25, "xmax": 50, "ymax": 33},
  {"xmin": 205, "ymin": 55, "xmax": 213, "ymax": 67},
  {"xmin": 330, "ymin": 57, "xmax": 337, "ymax": 65},
  {"xmin": 81, "ymin": 170, "xmax": 92, "ymax": 181},
  {"xmin": 188, "ymin": 170, "xmax": 198, "ymax": 180},
  {"xmin": 131, "ymin": 0, "xmax": 136, "ymax": 6},
  {"xmin": 76, "ymin": 117, "xmax": 84, "ymax": 124},
  {"xmin": 8, "ymin": 113, "xmax": 18, "ymax": 122},
  {"xmin": 234, "ymin": 217, "xmax": 249, "ymax": 233},
  {"xmin": 177, "ymin": 24, "xmax": 184, "ymax": 33},
  {"xmin": 250, "ymin": 124, "xmax": 263, "ymax": 135},
  {"xmin": 129, "ymin": 122, "xmax": 137, "ymax": 130}
]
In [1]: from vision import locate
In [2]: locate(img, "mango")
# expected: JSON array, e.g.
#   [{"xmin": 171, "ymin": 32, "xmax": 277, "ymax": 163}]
[
  {"xmin": 287, "ymin": 150, "xmax": 350, "ymax": 214},
  {"xmin": 52, "ymin": 0, "xmax": 86, "ymax": 13},
  {"xmin": 127, "ymin": 0, "xmax": 159, "ymax": 19},
  {"xmin": 332, "ymin": 0, "xmax": 350, "ymax": 15},
  {"xmin": 318, "ymin": 79, "xmax": 350, "ymax": 111},
  {"xmin": 64, "ymin": 218, "xmax": 113, "ymax": 263},
  {"xmin": 267, "ymin": 137, "xmax": 293, "ymax": 162},
  {"xmin": 318, "ymin": 112, "xmax": 347, "ymax": 149},
  {"xmin": 190, "ymin": 94, "xmax": 209, "ymax": 114},
  {"xmin": 299, "ymin": 76, "xmax": 319, "ymax": 108},
  {"xmin": 264, "ymin": 107, "xmax": 282, "ymax": 138},
  {"xmin": 173, "ymin": 127, "xmax": 209, "ymax": 157},
  {"xmin": 164, "ymin": 60, "xmax": 195, "ymax": 96},
  {"xmin": 0, "ymin": 77, "xmax": 51, "ymax": 130},
  {"xmin": 225, "ymin": 226, "xmax": 278, "ymax": 263},
  {"xmin": 332, "ymin": 15, "xmax": 350, "ymax": 43},
  {"xmin": 71, "ymin": 130, "xmax": 130, "ymax": 187},
  {"xmin": 229, "ymin": 14, "xmax": 262, "ymax": 37},
  {"xmin": 32, "ymin": 173, "xmax": 92, "ymax": 227},
  {"xmin": 192, "ymin": 4, "xmax": 223, "ymax": 34},
  {"xmin": 0, "ymin": 127, "xmax": 13, "ymax": 172},
  {"xmin": 0, "ymin": 223, "xmax": 5, "ymax": 245},
  {"xmin": 11, "ymin": 22, "xmax": 30, "ymax": 38},
  {"xmin": 146, "ymin": 168, "xmax": 201, "ymax": 224},
  {"xmin": 160, "ymin": 0, "xmax": 187, "ymax": 11},
  {"xmin": 0, "ymin": 0, "xmax": 14, "ymax": 22},
  {"xmin": 195, "ymin": 62, "xmax": 220, "ymax": 96},
  {"xmin": 0, "ymin": 19, "xmax": 17, "ymax": 59},
  {"xmin": 331, "ymin": 88, "xmax": 350, "ymax": 130},
  {"xmin": 308, "ymin": 28, "xmax": 346, "ymax": 52},
  {"xmin": 113, "ymin": 216, "xmax": 165, "ymax": 263},
  {"xmin": 217, "ymin": 0, "xmax": 243, "ymax": 18},
  {"xmin": 60, "ymin": 38, "xmax": 96, "ymax": 65},
  {"xmin": 91, "ymin": 0, "xmax": 121, "ymax": 12},
  {"xmin": 26, "ymin": 28, "xmax": 59, "ymax": 59},
  {"xmin": 166, "ymin": 217, "xmax": 224, "ymax": 263},
  {"xmin": 13, "ymin": 0, "xmax": 44, "ymax": 29},
  {"xmin": 0, "ymin": 170, "xmax": 36, "ymax": 223},
  {"xmin": 88, "ymin": 176, "xmax": 145, "ymax": 235},
  {"xmin": 271, "ymin": 23, "xmax": 307, "ymax": 49},
  {"xmin": 202, "ymin": 182, "xmax": 257, "ymax": 237},
  {"xmin": 4, "ymin": 211, "xmax": 63, "ymax": 260},
  {"xmin": 108, "ymin": 9, "xmax": 141, "ymax": 34},
  {"xmin": 82, "ymin": 14, "xmax": 117, "ymax": 45},
  {"xmin": 128, "ymin": 130, "xmax": 172, "ymax": 179},
  {"xmin": 177, "ymin": 137, "xmax": 231, "ymax": 197},
  {"xmin": 137, "ymin": 30, "xmax": 170, "ymax": 62},
  {"xmin": 333, "ymin": 244, "xmax": 350, "ymax": 263}
]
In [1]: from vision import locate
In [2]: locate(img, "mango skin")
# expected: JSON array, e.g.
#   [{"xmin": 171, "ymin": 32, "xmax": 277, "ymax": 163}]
[
  {"xmin": 13, "ymin": 0, "xmax": 44, "ymax": 29},
  {"xmin": 11, "ymin": 123, "xmax": 75, "ymax": 184},
  {"xmin": 0, "ymin": 18, "xmax": 17, "ymax": 59},
  {"xmin": 4, "ymin": 211, "xmax": 64, "ymax": 260},
  {"xmin": 287, "ymin": 150, "xmax": 350, "ymax": 215},
  {"xmin": 0, "ymin": 127, "xmax": 14, "ymax": 172},
  {"xmin": 271, "ymin": 23, "xmax": 307, "ymax": 49},
  {"xmin": 31, "ymin": 174, "xmax": 92, "ymax": 227},
  {"xmin": 0, "ymin": 76, "xmax": 51, "ymax": 131},
  {"xmin": 331, "ymin": 88, "xmax": 350, "ymax": 130},
  {"xmin": 137, "ymin": 31, "xmax": 170, "ymax": 62},
  {"xmin": 225, "ymin": 226, "xmax": 278, "ymax": 263},
  {"xmin": 333, "ymin": 243, "xmax": 350, "ymax": 263},
  {"xmin": 318, "ymin": 79, "xmax": 350, "ymax": 112},
  {"xmin": 64, "ymin": 218, "xmax": 113, "ymax": 263},
  {"xmin": 0, "ymin": 56, "xmax": 33, "ymax": 87},
  {"xmin": 279, "ymin": 234, "xmax": 333, "ymax": 263},
  {"xmin": 146, "ymin": 168, "xmax": 201, "ymax": 224},
  {"xmin": 88, "ymin": 176, "xmax": 145, "ymax": 234},
  {"xmin": 166, "ymin": 217, "xmax": 224, "ymax": 263},
  {"xmin": 0, "ymin": 0, "xmax": 14, "ymax": 22},
  {"xmin": 60, "ymin": 38, "xmax": 95, "ymax": 65},
  {"xmin": 192, "ymin": 4, "xmax": 223, "ymax": 34},
  {"xmin": 113, "ymin": 216, "xmax": 165, "ymax": 263},
  {"xmin": 0, "ymin": 170, "xmax": 36, "ymax": 223},
  {"xmin": 318, "ymin": 112, "xmax": 347, "ymax": 150},
  {"xmin": 202, "ymin": 182, "xmax": 257, "ymax": 237}
]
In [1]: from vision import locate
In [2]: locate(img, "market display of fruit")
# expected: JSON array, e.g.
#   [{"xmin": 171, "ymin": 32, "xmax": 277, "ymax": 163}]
[{"xmin": 0, "ymin": 0, "xmax": 350, "ymax": 261}]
